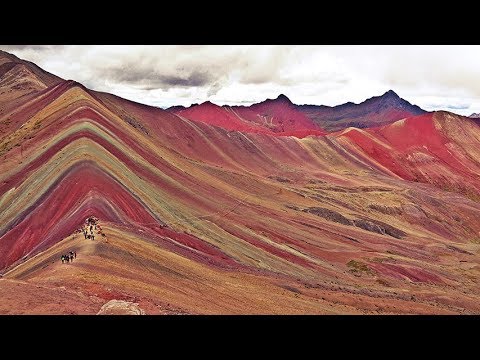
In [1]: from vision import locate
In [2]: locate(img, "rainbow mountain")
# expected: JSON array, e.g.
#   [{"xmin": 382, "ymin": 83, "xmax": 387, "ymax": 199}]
[{"xmin": 0, "ymin": 50, "xmax": 479, "ymax": 314}]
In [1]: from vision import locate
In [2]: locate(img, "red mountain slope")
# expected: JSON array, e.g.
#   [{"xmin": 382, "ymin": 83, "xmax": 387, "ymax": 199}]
[
  {"xmin": 174, "ymin": 95, "xmax": 326, "ymax": 138},
  {"xmin": 334, "ymin": 111, "xmax": 480, "ymax": 196}
]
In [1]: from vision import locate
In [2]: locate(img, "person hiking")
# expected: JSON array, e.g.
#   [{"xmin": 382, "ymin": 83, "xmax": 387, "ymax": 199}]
[
  {"xmin": 61, "ymin": 255, "xmax": 65, "ymax": 264},
  {"xmin": 70, "ymin": 253, "xmax": 74, "ymax": 262}
]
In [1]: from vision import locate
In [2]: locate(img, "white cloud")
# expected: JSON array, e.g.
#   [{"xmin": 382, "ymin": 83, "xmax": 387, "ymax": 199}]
[{"xmin": 2, "ymin": 45, "xmax": 480, "ymax": 115}]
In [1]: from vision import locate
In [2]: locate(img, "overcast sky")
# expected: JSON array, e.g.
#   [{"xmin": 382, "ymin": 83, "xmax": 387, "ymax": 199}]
[{"xmin": 2, "ymin": 45, "xmax": 480, "ymax": 115}]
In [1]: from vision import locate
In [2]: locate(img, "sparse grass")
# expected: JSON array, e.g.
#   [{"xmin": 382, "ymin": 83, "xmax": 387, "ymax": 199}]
[
  {"xmin": 440, "ymin": 183, "xmax": 480, "ymax": 203},
  {"xmin": 465, "ymin": 191, "xmax": 480, "ymax": 203},
  {"xmin": 376, "ymin": 279, "xmax": 391, "ymax": 287},
  {"xmin": 469, "ymin": 238, "xmax": 480, "ymax": 244},
  {"xmin": 285, "ymin": 204, "xmax": 300, "ymax": 211},
  {"xmin": 347, "ymin": 260, "xmax": 375, "ymax": 275}
]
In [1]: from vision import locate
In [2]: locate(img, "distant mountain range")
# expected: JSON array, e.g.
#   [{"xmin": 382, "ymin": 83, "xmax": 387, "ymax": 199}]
[
  {"xmin": 168, "ymin": 89, "xmax": 426, "ymax": 134},
  {"xmin": 297, "ymin": 90, "xmax": 426, "ymax": 131}
]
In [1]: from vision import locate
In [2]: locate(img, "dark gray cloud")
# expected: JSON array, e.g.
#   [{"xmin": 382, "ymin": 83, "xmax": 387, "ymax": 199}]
[{"xmin": 105, "ymin": 65, "xmax": 213, "ymax": 90}]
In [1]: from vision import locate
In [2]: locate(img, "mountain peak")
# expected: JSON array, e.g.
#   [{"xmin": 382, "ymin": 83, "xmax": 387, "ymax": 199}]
[
  {"xmin": 199, "ymin": 100, "xmax": 217, "ymax": 107},
  {"xmin": 275, "ymin": 94, "xmax": 292, "ymax": 103},
  {"xmin": 382, "ymin": 90, "xmax": 400, "ymax": 99},
  {"xmin": 0, "ymin": 49, "xmax": 62, "ymax": 90}
]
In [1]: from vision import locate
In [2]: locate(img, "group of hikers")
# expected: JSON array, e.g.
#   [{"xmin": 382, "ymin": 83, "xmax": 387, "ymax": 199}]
[
  {"xmin": 61, "ymin": 251, "xmax": 76, "ymax": 264},
  {"xmin": 60, "ymin": 216, "xmax": 102, "ymax": 264},
  {"xmin": 81, "ymin": 216, "xmax": 100, "ymax": 240}
]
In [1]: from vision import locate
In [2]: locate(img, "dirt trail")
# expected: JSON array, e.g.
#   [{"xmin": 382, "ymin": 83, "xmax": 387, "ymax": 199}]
[{"xmin": 5, "ymin": 225, "xmax": 103, "ymax": 280}]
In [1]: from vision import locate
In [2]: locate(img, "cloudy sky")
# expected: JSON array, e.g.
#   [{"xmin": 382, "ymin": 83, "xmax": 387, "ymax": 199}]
[{"xmin": 2, "ymin": 45, "xmax": 480, "ymax": 115}]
